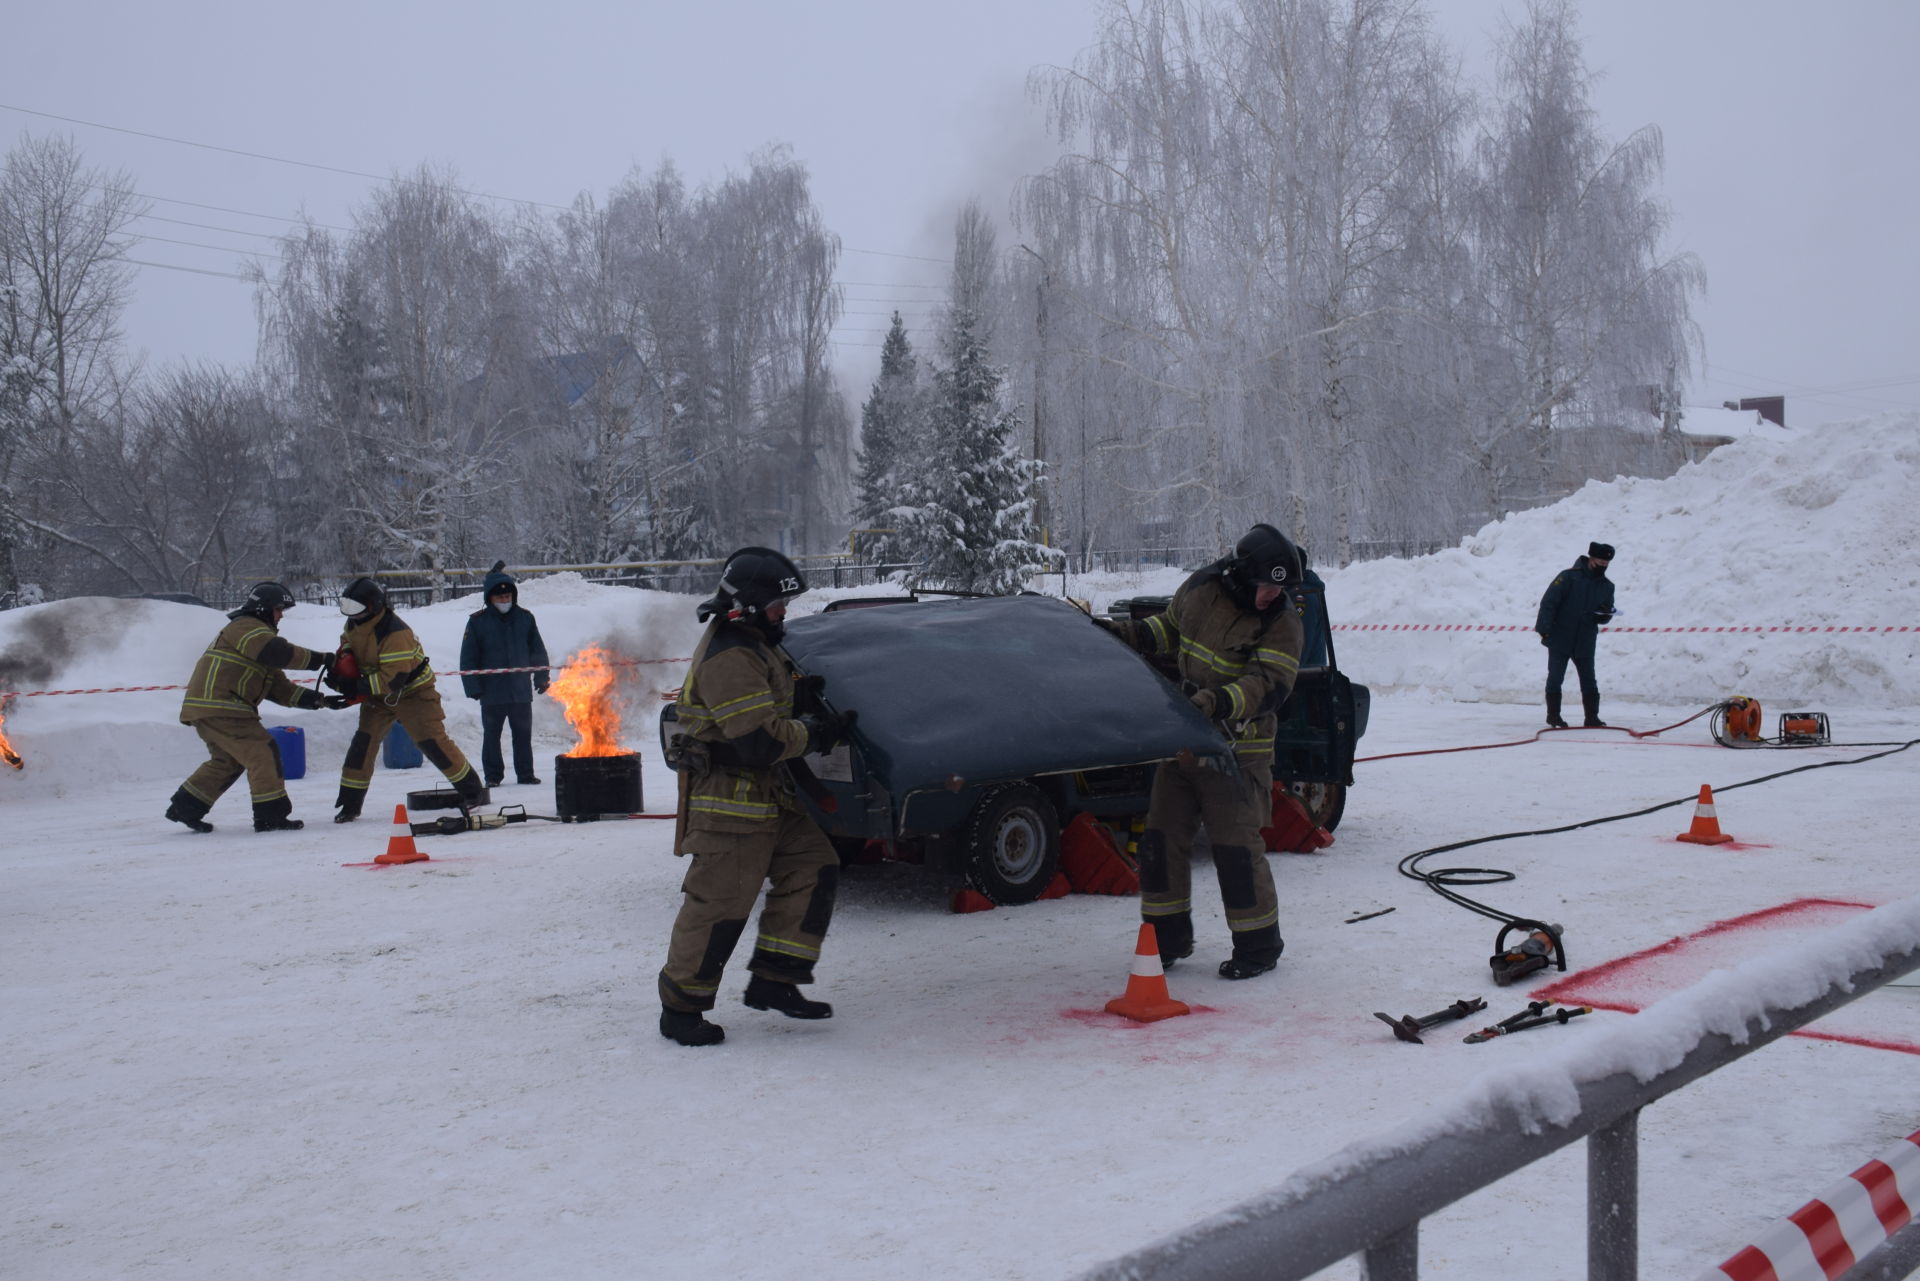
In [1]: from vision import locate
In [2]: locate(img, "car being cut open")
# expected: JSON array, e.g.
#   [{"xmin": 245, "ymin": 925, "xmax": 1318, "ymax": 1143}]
[{"xmin": 660, "ymin": 589, "xmax": 1368, "ymax": 905}]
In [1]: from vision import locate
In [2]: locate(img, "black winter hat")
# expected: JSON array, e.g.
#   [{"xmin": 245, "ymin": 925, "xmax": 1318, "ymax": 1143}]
[{"xmin": 1588, "ymin": 542, "xmax": 1616, "ymax": 562}]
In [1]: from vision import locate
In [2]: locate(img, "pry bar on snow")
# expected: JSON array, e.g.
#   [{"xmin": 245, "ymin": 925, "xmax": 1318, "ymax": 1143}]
[
  {"xmin": 1464, "ymin": 1002, "xmax": 1592, "ymax": 1043},
  {"xmin": 1373, "ymin": 996, "xmax": 1488, "ymax": 1044},
  {"xmin": 1489, "ymin": 919, "xmax": 1566, "ymax": 986}
]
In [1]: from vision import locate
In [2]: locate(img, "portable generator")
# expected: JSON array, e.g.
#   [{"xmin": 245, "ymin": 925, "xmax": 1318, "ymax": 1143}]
[{"xmin": 1778, "ymin": 711, "xmax": 1832, "ymax": 746}]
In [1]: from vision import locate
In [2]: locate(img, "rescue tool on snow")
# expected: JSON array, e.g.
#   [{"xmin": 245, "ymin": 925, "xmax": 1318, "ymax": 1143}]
[
  {"xmin": 1373, "ymin": 997, "xmax": 1487, "ymax": 1044},
  {"xmin": 1463, "ymin": 1001, "xmax": 1591, "ymax": 1043},
  {"xmin": 409, "ymin": 805, "xmax": 531, "ymax": 837},
  {"xmin": 1488, "ymin": 920, "xmax": 1566, "ymax": 986}
]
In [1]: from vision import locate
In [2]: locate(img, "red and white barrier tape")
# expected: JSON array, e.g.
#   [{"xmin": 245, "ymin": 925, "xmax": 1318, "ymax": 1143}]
[
  {"xmin": 1334, "ymin": 624, "xmax": 1919, "ymax": 634},
  {"xmin": 5, "ymin": 624, "xmax": 1914, "ymax": 699},
  {"xmin": 4, "ymin": 658, "xmax": 689, "ymax": 699},
  {"xmin": 1702, "ymin": 1127, "xmax": 1919, "ymax": 1280}
]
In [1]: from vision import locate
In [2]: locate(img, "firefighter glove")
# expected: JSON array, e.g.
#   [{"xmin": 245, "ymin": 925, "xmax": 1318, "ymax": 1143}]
[
  {"xmin": 1189, "ymin": 688, "xmax": 1217, "ymax": 719},
  {"xmin": 321, "ymin": 694, "xmax": 356, "ymax": 710},
  {"xmin": 334, "ymin": 675, "xmax": 371, "ymax": 698},
  {"xmin": 308, "ymin": 650, "xmax": 333, "ymax": 673},
  {"xmin": 294, "ymin": 688, "xmax": 326, "ymax": 711},
  {"xmin": 801, "ymin": 708, "xmax": 858, "ymax": 755}
]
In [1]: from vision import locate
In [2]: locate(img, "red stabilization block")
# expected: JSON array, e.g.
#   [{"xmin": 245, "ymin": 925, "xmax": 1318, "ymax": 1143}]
[
  {"xmin": 1060, "ymin": 813, "xmax": 1140, "ymax": 895},
  {"xmin": 1263, "ymin": 789, "xmax": 1334, "ymax": 853}
]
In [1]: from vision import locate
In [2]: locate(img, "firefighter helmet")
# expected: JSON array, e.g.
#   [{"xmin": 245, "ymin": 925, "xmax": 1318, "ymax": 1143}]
[
  {"xmin": 235, "ymin": 580, "xmax": 298, "ymax": 622},
  {"xmin": 338, "ymin": 576, "xmax": 386, "ymax": 620},
  {"xmin": 1230, "ymin": 523, "xmax": 1302, "ymax": 588},
  {"xmin": 717, "ymin": 547, "xmax": 808, "ymax": 615}
]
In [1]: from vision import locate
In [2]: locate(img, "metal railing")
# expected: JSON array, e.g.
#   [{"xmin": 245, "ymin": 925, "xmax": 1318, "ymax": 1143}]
[{"xmin": 1076, "ymin": 906, "xmax": 1920, "ymax": 1281}]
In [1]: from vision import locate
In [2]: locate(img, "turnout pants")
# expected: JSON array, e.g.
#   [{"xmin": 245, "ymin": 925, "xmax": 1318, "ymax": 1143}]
[
  {"xmin": 173, "ymin": 716, "xmax": 292, "ymax": 826},
  {"xmin": 1138, "ymin": 757, "xmax": 1282, "ymax": 963},
  {"xmin": 337, "ymin": 686, "xmax": 476, "ymax": 810},
  {"xmin": 658, "ymin": 807, "xmax": 839, "ymax": 1013},
  {"xmin": 480, "ymin": 702, "xmax": 536, "ymax": 784}
]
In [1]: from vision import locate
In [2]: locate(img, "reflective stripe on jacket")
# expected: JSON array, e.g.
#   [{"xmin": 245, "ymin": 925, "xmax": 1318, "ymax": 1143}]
[
  {"xmin": 674, "ymin": 619, "xmax": 810, "ymax": 834},
  {"xmin": 179, "ymin": 617, "xmax": 318, "ymax": 724},
  {"xmin": 1112, "ymin": 571, "xmax": 1305, "ymax": 763},
  {"xmin": 341, "ymin": 608, "xmax": 435, "ymax": 700}
]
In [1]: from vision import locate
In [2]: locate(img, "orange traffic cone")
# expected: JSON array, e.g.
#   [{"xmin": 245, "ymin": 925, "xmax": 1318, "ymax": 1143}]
[
  {"xmin": 1675, "ymin": 784, "xmax": 1735, "ymax": 845},
  {"xmin": 374, "ymin": 803, "xmax": 429, "ymax": 865},
  {"xmin": 1104, "ymin": 923, "xmax": 1191, "ymax": 1023}
]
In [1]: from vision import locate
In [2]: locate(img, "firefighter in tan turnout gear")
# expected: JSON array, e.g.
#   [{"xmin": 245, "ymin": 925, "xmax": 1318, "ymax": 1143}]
[
  {"xmin": 657, "ymin": 547, "xmax": 855, "ymax": 1047},
  {"xmin": 325, "ymin": 576, "xmax": 484, "ymax": 823},
  {"xmin": 1100, "ymin": 524, "xmax": 1306, "ymax": 979},
  {"xmin": 167, "ymin": 581, "xmax": 351, "ymax": 834}
]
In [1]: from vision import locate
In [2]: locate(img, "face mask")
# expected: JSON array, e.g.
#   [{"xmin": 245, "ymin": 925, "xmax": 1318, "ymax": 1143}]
[{"xmin": 492, "ymin": 599, "xmax": 512, "ymax": 614}]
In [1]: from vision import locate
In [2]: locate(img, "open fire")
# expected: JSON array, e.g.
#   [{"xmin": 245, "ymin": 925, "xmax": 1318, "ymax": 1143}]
[
  {"xmin": 0, "ymin": 695, "xmax": 22, "ymax": 770},
  {"xmin": 546, "ymin": 644, "xmax": 643, "ymax": 817},
  {"xmin": 547, "ymin": 644, "xmax": 627, "ymax": 757}
]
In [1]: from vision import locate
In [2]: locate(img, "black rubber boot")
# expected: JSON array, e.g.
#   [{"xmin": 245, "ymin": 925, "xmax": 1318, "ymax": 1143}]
[
  {"xmin": 660, "ymin": 1007, "xmax": 725, "ymax": 1047},
  {"xmin": 1583, "ymin": 693, "xmax": 1606, "ymax": 728},
  {"xmin": 1219, "ymin": 934, "xmax": 1284, "ymax": 981},
  {"xmin": 743, "ymin": 975, "xmax": 833, "ymax": 1020},
  {"xmin": 252, "ymin": 797, "xmax": 303, "ymax": 832},
  {"xmin": 1149, "ymin": 912, "xmax": 1194, "ymax": 968},
  {"xmin": 1545, "ymin": 691, "xmax": 1567, "ymax": 729},
  {"xmin": 332, "ymin": 798, "xmax": 363, "ymax": 824},
  {"xmin": 165, "ymin": 789, "xmax": 215, "ymax": 834}
]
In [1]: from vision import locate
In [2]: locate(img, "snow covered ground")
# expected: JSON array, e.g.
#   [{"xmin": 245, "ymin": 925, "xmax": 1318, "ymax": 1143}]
[{"xmin": 4, "ymin": 413, "xmax": 1919, "ymax": 1279}]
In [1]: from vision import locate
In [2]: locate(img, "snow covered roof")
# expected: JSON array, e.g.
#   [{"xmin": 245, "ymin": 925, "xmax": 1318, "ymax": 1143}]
[{"xmin": 1678, "ymin": 405, "xmax": 1793, "ymax": 444}]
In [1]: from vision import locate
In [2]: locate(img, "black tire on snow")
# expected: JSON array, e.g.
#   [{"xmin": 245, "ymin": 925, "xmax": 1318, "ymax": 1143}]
[{"xmin": 961, "ymin": 782, "xmax": 1062, "ymax": 905}]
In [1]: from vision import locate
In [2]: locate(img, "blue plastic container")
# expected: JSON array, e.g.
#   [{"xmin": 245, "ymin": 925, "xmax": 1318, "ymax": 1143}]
[
  {"xmin": 382, "ymin": 722, "xmax": 424, "ymax": 770},
  {"xmin": 267, "ymin": 725, "xmax": 306, "ymax": 780}
]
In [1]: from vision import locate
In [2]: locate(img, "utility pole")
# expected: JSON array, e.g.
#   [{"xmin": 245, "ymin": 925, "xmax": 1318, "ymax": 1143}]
[{"xmin": 1019, "ymin": 245, "xmax": 1051, "ymax": 543}]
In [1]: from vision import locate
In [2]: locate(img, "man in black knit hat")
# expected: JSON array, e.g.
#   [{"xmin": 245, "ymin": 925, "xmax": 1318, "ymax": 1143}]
[{"xmin": 1535, "ymin": 542, "xmax": 1617, "ymax": 728}]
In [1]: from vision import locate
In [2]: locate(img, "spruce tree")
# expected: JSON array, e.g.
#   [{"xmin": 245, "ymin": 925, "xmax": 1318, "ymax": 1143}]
[
  {"xmin": 851, "ymin": 313, "xmax": 919, "ymax": 563},
  {"xmin": 898, "ymin": 307, "xmax": 1057, "ymax": 594}
]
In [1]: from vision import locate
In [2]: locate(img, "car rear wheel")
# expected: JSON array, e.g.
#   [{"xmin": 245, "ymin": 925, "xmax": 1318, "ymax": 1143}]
[
  {"xmin": 1281, "ymin": 779, "xmax": 1346, "ymax": 832},
  {"xmin": 962, "ymin": 783, "xmax": 1061, "ymax": 905}
]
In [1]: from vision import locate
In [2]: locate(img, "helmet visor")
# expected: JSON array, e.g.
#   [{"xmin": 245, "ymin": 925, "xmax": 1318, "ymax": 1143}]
[{"xmin": 338, "ymin": 595, "xmax": 364, "ymax": 616}]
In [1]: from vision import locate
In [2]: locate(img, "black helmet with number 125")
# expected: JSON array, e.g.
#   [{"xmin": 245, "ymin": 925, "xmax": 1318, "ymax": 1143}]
[{"xmin": 698, "ymin": 547, "xmax": 808, "ymax": 638}]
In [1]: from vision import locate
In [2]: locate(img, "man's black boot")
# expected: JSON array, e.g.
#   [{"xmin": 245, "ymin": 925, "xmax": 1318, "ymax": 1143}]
[
  {"xmin": 660, "ymin": 1007, "xmax": 725, "ymax": 1047},
  {"xmin": 165, "ymin": 790, "xmax": 214, "ymax": 834},
  {"xmin": 1219, "ymin": 934, "xmax": 1284, "ymax": 981},
  {"xmin": 743, "ymin": 975, "xmax": 833, "ymax": 1020},
  {"xmin": 1545, "ymin": 692, "xmax": 1567, "ymax": 729},
  {"xmin": 1583, "ymin": 693, "xmax": 1606, "ymax": 728}
]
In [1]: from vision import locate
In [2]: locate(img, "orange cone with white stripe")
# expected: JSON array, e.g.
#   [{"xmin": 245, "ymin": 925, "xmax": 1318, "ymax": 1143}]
[
  {"xmin": 1104, "ymin": 923, "xmax": 1191, "ymax": 1023},
  {"xmin": 374, "ymin": 803, "xmax": 429, "ymax": 865},
  {"xmin": 1675, "ymin": 784, "xmax": 1735, "ymax": 846}
]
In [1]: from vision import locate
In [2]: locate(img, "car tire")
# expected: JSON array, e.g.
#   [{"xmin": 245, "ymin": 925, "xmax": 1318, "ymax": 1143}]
[
  {"xmin": 1280, "ymin": 779, "xmax": 1347, "ymax": 832},
  {"xmin": 962, "ymin": 782, "xmax": 1062, "ymax": 905}
]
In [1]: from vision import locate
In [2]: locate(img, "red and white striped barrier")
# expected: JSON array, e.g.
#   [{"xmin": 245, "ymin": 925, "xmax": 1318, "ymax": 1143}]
[
  {"xmin": 1333, "ymin": 623, "xmax": 1919, "ymax": 634},
  {"xmin": 2, "ymin": 658, "xmax": 690, "ymax": 699},
  {"xmin": 1702, "ymin": 1127, "xmax": 1919, "ymax": 1280}
]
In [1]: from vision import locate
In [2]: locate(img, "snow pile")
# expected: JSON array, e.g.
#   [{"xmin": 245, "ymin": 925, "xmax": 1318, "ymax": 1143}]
[{"xmin": 1323, "ymin": 411, "xmax": 1920, "ymax": 707}]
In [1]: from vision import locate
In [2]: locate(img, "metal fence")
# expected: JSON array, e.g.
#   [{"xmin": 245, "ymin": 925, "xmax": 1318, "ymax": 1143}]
[{"xmin": 1076, "ymin": 919, "xmax": 1920, "ymax": 1281}]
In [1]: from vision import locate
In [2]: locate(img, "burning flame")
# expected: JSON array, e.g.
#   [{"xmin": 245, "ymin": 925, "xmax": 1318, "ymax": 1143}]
[
  {"xmin": 548, "ymin": 644, "xmax": 628, "ymax": 757},
  {"xmin": 0, "ymin": 696, "xmax": 22, "ymax": 770}
]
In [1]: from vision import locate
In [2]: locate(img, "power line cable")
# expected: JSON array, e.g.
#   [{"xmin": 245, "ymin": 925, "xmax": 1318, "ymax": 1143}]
[{"xmin": 13, "ymin": 103, "xmax": 950, "ymax": 267}]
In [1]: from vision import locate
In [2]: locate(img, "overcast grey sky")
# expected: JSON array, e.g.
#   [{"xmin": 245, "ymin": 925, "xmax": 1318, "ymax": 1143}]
[{"xmin": 6, "ymin": 0, "xmax": 1916, "ymax": 426}]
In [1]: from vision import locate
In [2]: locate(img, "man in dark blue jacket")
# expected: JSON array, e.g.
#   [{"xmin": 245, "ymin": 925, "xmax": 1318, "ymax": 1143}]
[
  {"xmin": 1535, "ymin": 542, "xmax": 1617, "ymax": 728},
  {"xmin": 460, "ymin": 562, "xmax": 552, "ymax": 786}
]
